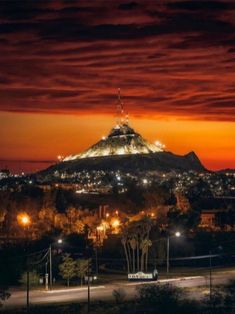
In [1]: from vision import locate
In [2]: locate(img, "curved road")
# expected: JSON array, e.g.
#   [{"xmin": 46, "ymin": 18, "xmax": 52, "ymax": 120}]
[{"xmin": 3, "ymin": 270, "xmax": 235, "ymax": 309}]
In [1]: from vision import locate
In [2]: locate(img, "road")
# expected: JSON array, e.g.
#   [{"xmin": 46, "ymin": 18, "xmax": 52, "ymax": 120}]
[{"xmin": 3, "ymin": 269, "xmax": 235, "ymax": 309}]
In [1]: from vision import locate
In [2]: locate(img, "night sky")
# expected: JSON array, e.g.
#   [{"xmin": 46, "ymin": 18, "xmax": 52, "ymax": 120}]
[{"xmin": 0, "ymin": 0, "xmax": 235, "ymax": 172}]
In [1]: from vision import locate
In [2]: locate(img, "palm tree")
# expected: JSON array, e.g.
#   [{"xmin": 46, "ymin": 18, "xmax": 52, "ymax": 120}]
[
  {"xmin": 139, "ymin": 218, "xmax": 152, "ymax": 271},
  {"xmin": 129, "ymin": 236, "xmax": 137, "ymax": 273},
  {"xmin": 121, "ymin": 235, "xmax": 130, "ymax": 273},
  {"xmin": 122, "ymin": 218, "xmax": 153, "ymax": 274},
  {"xmin": 140, "ymin": 238, "xmax": 148, "ymax": 271}
]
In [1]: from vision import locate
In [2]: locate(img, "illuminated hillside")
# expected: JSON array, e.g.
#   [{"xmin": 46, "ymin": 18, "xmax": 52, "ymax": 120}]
[{"xmin": 64, "ymin": 123, "xmax": 164, "ymax": 161}]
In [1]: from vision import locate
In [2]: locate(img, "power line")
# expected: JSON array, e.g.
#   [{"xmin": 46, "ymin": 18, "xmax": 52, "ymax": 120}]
[{"xmin": 0, "ymin": 248, "xmax": 48, "ymax": 262}]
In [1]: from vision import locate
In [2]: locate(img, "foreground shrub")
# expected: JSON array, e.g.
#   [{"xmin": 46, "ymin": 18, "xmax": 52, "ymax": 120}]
[
  {"xmin": 0, "ymin": 287, "xmax": 10, "ymax": 307},
  {"xmin": 112, "ymin": 288, "xmax": 126, "ymax": 304}
]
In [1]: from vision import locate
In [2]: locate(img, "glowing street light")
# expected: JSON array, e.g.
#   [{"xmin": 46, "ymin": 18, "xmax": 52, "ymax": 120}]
[
  {"xmin": 17, "ymin": 212, "xmax": 31, "ymax": 311},
  {"xmin": 47, "ymin": 238, "xmax": 64, "ymax": 291},
  {"xmin": 21, "ymin": 216, "xmax": 29, "ymax": 225},
  {"xmin": 17, "ymin": 213, "xmax": 31, "ymax": 228},
  {"xmin": 167, "ymin": 231, "xmax": 182, "ymax": 274}
]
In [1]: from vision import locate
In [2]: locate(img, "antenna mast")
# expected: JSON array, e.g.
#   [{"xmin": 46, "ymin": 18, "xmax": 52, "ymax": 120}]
[{"xmin": 116, "ymin": 88, "xmax": 127, "ymax": 126}]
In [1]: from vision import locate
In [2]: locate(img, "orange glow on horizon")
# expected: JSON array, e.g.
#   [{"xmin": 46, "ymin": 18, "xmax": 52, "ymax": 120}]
[{"xmin": 0, "ymin": 111, "xmax": 234, "ymax": 172}]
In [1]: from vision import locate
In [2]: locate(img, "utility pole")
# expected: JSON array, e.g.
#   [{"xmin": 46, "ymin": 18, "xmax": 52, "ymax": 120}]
[
  {"xmin": 166, "ymin": 232, "xmax": 181, "ymax": 274},
  {"xmin": 95, "ymin": 246, "xmax": 98, "ymax": 275},
  {"xmin": 45, "ymin": 261, "xmax": 48, "ymax": 291},
  {"xmin": 166, "ymin": 236, "xmax": 170, "ymax": 274},
  {"xmin": 26, "ymin": 268, "xmax": 29, "ymax": 313},
  {"xmin": 87, "ymin": 261, "xmax": 91, "ymax": 313},
  {"xmin": 209, "ymin": 251, "xmax": 212, "ymax": 300},
  {"xmin": 25, "ymin": 222, "xmax": 30, "ymax": 313},
  {"xmin": 49, "ymin": 245, "xmax": 53, "ymax": 290}
]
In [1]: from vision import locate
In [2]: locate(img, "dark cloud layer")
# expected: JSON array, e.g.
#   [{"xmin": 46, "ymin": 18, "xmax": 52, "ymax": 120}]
[{"xmin": 0, "ymin": 0, "xmax": 235, "ymax": 121}]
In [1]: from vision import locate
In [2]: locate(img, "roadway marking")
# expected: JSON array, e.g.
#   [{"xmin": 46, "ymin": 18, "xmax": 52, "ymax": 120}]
[
  {"xmin": 160, "ymin": 276, "xmax": 204, "ymax": 282},
  {"xmin": 45, "ymin": 286, "xmax": 106, "ymax": 293},
  {"xmin": 125, "ymin": 276, "xmax": 203, "ymax": 286}
]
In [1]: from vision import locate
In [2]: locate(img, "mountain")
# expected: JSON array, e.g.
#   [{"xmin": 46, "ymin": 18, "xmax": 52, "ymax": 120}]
[
  {"xmin": 38, "ymin": 122, "xmax": 206, "ymax": 178},
  {"xmin": 64, "ymin": 123, "xmax": 163, "ymax": 161},
  {"xmin": 40, "ymin": 151, "xmax": 205, "ymax": 176},
  {"xmin": 216, "ymin": 168, "xmax": 235, "ymax": 174}
]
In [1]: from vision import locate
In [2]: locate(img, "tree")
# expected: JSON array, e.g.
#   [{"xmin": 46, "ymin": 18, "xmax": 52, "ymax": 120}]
[
  {"xmin": 143, "ymin": 185, "xmax": 171, "ymax": 207},
  {"xmin": 129, "ymin": 237, "xmax": 137, "ymax": 273},
  {"xmin": 0, "ymin": 287, "xmax": 10, "ymax": 308},
  {"xmin": 121, "ymin": 235, "xmax": 130, "ymax": 273},
  {"xmin": 66, "ymin": 207, "xmax": 79, "ymax": 232},
  {"xmin": 121, "ymin": 218, "xmax": 152, "ymax": 273},
  {"xmin": 0, "ymin": 208, "xmax": 6, "ymax": 231},
  {"xmin": 59, "ymin": 254, "xmax": 77, "ymax": 286},
  {"xmin": 223, "ymin": 280, "xmax": 235, "ymax": 312},
  {"xmin": 202, "ymin": 289, "xmax": 223, "ymax": 313},
  {"xmin": 73, "ymin": 220, "xmax": 84, "ymax": 234},
  {"xmin": 167, "ymin": 207, "xmax": 200, "ymax": 232},
  {"xmin": 76, "ymin": 259, "xmax": 91, "ymax": 286},
  {"xmin": 38, "ymin": 207, "xmax": 57, "ymax": 233},
  {"xmin": 19, "ymin": 270, "xmax": 40, "ymax": 287},
  {"xmin": 54, "ymin": 213, "xmax": 68, "ymax": 230},
  {"xmin": 140, "ymin": 238, "xmax": 152, "ymax": 272},
  {"xmin": 0, "ymin": 208, "xmax": 6, "ymax": 224}
]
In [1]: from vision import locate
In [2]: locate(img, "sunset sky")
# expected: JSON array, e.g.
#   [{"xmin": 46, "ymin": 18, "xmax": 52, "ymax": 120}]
[{"xmin": 0, "ymin": 0, "xmax": 235, "ymax": 173}]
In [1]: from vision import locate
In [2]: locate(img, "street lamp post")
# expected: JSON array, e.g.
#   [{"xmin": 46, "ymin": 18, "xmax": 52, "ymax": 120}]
[
  {"xmin": 95, "ymin": 246, "xmax": 98, "ymax": 275},
  {"xmin": 209, "ymin": 250, "xmax": 212, "ymax": 301},
  {"xmin": 87, "ymin": 264, "xmax": 91, "ymax": 313},
  {"xmin": 166, "ymin": 231, "xmax": 181, "ymax": 274},
  {"xmin": 207, "ymin": 247, "xmax": 222, "ymax": 301},
  {"xmin": 49, "ymin": 245, "xmax": 52, "ymax": 290},
  {"xmin": 17, "ymin": 213, "xmax": 31, "ymax": 313},
  {"xmin": 86, "ymin": 258, "xmax": 92, "ymax": 313},
  {"xmin": 47, "ymin": 238, "xmax": 63, "ymax": 291},
  {"xmin": 166, "ymin": 236, "xmax": 170, "ymax": 274},
  {"xmin": 26, "ymin": 269, "xmax": 29, "ymax": 313},
  {"xmin": 45, "ymin": 262, "xmax": 49, "ymax": 291}
]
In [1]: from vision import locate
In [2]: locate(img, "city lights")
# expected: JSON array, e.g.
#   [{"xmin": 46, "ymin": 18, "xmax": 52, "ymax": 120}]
[
  {"xmin": 154, "ymin": 140, "xmax": 166, "ymax": 150},
  {"xmin": 57, "ymin": 155, "xmax": 64, "ymax": 162},
  {"xmin": 97, "ymin": 225, "xmax": 104, "ymax": 231},
  {"xmin": 0, "ymin": 2, "xmax": 235, "ymax": 312},
  {"xmin": 112, "ymin": 219, "xmax": 120, "ymax": 228}
]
